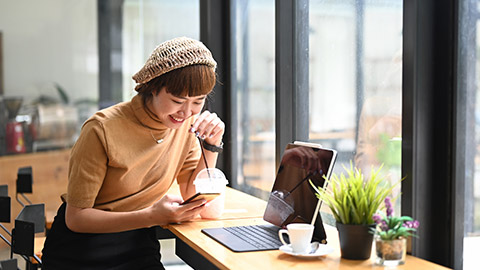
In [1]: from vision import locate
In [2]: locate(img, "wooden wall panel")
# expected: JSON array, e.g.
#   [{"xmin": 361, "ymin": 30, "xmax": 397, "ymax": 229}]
[{"xmin": 0, "ymin": 149, "xmax": 70, "ymax": 240}]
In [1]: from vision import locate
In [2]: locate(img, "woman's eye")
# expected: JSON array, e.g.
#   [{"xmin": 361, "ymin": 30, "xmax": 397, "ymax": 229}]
[
  {"xmin": 194, "ymin": 102, "xmax": 203, "ymax": 105},
  {"xmin": 172, "ymin": 100, "xmax": 183, "ymax": 104}
]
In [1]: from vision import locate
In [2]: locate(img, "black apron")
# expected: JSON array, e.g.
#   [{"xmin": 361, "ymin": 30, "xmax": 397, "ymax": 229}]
[{"xmin": 41, "ymin": 203, "xmax": 165, "ymax": 270}]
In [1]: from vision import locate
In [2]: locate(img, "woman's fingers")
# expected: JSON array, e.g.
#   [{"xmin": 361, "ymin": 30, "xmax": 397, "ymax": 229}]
[
  {"xmin": 153, "ymin": 195, "xmax": 205, "ymax": 224},
  {"xmin": 190, "ymin": 111, "xmax": 225, "ymax": 144}
]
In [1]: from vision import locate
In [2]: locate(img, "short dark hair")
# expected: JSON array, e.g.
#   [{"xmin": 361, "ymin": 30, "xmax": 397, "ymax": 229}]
[{"xmin": 135, "ymin": 64, "xmax": 216, "ymax": 103}]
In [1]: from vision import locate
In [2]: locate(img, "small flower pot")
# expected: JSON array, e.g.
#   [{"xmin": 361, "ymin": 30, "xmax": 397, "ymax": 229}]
[
  {"xmin": 375, "ymin": 237, "xmax": 407, "ymax": 266},
  {"xmin": 336, "ymin": 222, "xmax": 374, "ymax": 260}
]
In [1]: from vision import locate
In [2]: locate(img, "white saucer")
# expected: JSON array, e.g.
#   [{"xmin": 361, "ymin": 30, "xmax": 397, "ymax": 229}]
[{"xmin": 279, "ymin": 242, "xmax": 334, "ymax": 258}]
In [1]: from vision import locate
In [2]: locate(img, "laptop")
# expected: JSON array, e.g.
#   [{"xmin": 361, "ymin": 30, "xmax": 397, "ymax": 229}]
[{"xmin": 202, "ymin": 141, "xmax": 337, "ymax": 252}]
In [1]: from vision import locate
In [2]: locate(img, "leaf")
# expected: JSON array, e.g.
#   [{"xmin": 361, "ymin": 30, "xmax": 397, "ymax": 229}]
[
  {"xmin": 342, "ymin": 193, "xmax": 350, "ymax": 224},
  {"xmin": 55, "ymin": 83, "xmax": 70, "ymax": 104},
  {"xmin": 309, "ymin": 160, "xmax": 404, "ymax": 225}
]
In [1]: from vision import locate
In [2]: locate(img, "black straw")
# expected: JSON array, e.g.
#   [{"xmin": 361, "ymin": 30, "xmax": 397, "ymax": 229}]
[{"xmin": 197, "ymin": 137, "xmax": 212, "ymax": 180}]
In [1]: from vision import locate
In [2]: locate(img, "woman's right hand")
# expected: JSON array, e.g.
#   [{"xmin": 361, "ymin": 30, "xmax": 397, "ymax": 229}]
[
  {"xmin": 65, "ymin": 195, "xmax": 206, "ymax": 233},
  {"xmin": 149, "ymin": 194, "xmax": 206, "ymax": 225}
]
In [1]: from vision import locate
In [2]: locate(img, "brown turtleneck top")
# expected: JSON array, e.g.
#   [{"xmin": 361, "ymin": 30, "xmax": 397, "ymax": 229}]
[{"xmin": 62, "ymin": 94, "xmax": 200, "ymax": 212}]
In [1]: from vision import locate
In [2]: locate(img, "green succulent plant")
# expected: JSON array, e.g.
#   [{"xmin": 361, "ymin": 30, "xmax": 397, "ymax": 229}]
[
  {"xmin": 310, "ymin": 162, "xmax": 400, "ymax": 225},
  {"xmin": 372, "ymin": 197, "xmax": 419, "ymax": 240}
]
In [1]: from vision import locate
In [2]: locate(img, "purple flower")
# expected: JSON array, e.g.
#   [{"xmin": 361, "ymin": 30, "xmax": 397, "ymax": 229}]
[
  {"xmin": 371, "ymin": 199, "xmax": 420, "ymax": 240},
  {"xmin": 372, "ymin": 214, "xmax": 382, "ymax": 224},
  {"xmin": 385, "ymin": 197, "xmax": 394, "ymax": 217},
  {"xmin": 380, "ymin": 220, "xmax": 389, "ymax": 231},
  {"xmin": 404, "ymin": 220, "xmax": 420, "ymax": 229},
  {"xmin": 413, "ymin": 220, "xmax": 420, "ymax": 228},
  {"xmin": 384, "ymin": 197, "xmax": 391, "ymax": 204}
]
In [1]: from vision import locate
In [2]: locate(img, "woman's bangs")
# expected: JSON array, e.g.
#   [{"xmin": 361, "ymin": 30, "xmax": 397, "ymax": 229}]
[{"xmin": 166, "ymin": 65, "xmax": 216, "ymax": 97}]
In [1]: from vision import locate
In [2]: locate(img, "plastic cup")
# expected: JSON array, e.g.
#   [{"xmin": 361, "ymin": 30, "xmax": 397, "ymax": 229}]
[{"xmin": 194, "ymin": 168, "xmax": 228, "ymax": 219}]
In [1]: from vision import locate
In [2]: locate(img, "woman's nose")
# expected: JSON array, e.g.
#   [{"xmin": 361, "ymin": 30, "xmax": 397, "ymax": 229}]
[{"xmin": 179, "ymin": 103, "xmax": 192, "ymax": 117}]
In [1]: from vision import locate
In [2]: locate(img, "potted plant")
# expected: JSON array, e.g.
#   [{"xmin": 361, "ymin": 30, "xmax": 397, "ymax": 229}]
[
  {"xmin": 310, "ymin": 162, "xmax": 400, "ymax": 260},
  {"xmin": 371, "ymin": 197, "xmax": 419, "ymax": 266}
]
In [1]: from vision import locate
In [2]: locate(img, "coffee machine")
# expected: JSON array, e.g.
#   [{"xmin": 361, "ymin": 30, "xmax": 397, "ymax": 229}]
[{"xmin": 4, "ymin": 97, "xmax": 26, "ymax": 154}]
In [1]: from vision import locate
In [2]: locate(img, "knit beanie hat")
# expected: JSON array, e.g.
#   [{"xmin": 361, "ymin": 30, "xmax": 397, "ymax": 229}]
[{"xmin": 132, "ymin": 37, "xmax": 217, "ymax": 85}]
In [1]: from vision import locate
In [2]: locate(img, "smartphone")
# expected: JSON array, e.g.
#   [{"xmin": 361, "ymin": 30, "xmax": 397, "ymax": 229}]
[{"xmin": 181, "ymin": 192, "xmax": 220, "ymax": 205}]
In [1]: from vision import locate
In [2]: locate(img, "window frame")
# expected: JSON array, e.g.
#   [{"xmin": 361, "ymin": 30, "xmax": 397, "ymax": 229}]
[
  {"xmin": 274, "ymin": 0, "xmax": 310, "ymax": 168},
  {"xmin": 199, "ymin": 0, "xmax": 463, "ymax": 268},
  {"xmin": 402, "ymin": 0, "xmax": 461, "ymax": 268}
]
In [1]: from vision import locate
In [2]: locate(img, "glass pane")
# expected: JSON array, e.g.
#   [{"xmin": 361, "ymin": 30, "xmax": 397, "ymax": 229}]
[
  {"xmin": 235, "ymin": 0, "xmax": 275, "ymax": 199},
  {"xmin": 309, "ymin": 0, "xmax": 403, "ymax": 212},
  {"xmin": 123, "ymin": 0, "xmax": 199, "ymax": 101},
  {"xmin": 0, "ymin": 0, "xmax": 98, "ymax": 248},
  {"xmin": 461, "ymin": 1, "xmax": 480, "ymax": 269},
  {"xmin": 0, "ymin": 0, "xmax": 98, "ymax": 155}
]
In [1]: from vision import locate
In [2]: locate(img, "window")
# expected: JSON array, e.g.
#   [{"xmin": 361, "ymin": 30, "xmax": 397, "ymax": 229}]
[
  {"xmin": 459, "ymin": 0, "xmax": 480, "ymax": 268},
  {"xmin": 232, "ymin": 0, "xmax": 403, "ymax": 207},
  {"xmin": 234, "ymin": 0, "xmax": 275, "ymax": 199},
  {"xmin": 309, "ymin": 0, "xmax": 403, "ymax": 211},
  {"xmin": 0, "ymin": 1, "xmax": 98, "ymax": 155},
  {"xmin": 122, "ymin": 0, "xmax": 199, "ymax": 101}
]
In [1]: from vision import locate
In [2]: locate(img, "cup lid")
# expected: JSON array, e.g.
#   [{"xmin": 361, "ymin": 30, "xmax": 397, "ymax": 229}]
[{"xmin": 194, "ymin": 168, "xmax": 228, "ymax": 185}]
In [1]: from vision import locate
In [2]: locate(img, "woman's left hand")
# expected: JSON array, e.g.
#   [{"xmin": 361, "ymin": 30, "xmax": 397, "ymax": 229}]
[{"xmin": 190, "ymin": 110, "xmax": 225, "ymax": 146}]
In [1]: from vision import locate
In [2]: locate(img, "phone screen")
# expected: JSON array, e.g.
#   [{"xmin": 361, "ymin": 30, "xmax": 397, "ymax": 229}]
[{"xmin": 181, "ymin": 192, "xmax": 220, "ymax": 205}]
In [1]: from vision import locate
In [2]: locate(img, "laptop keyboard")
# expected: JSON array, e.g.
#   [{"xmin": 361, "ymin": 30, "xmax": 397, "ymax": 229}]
[{"xmin": 223, "ymin": 225, "xmax": 284, "ymax": 250}]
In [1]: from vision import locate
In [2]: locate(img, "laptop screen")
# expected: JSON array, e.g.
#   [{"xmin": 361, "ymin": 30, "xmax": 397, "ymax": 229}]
[{"xmin": 263, "ymin": 142, "xmax": 337, "ymax": 243}]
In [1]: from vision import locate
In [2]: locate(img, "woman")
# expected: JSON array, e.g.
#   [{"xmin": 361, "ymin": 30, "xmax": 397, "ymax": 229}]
[{"xmin": 42, "ymin": 37, "xmax": 225, "ymax": 269}]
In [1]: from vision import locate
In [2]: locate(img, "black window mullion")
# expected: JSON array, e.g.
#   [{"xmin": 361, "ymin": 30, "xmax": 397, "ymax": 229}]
[
  {"xmin": 274, "ymin": 0, "xmax": 309, "ymax": 168},
  {"xmin": 199, "ymin": 0, "xmax": 237, "ymax": 186},
  {"xmin": 98, "ymin": 0, "xmax": 123, "ymax": 109},
  {"xmin": 402, "ymin": 0, "xmax": 458, "ymax": 268}
]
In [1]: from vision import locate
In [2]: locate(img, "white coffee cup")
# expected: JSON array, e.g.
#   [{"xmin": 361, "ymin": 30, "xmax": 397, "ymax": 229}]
[
  {"xmin": 278, "ymin": 223, "xmax": 314, "ymax": 254},
  {"xmin": 194, "ymin": 168, "xmax": 229, "ymax": 219}
]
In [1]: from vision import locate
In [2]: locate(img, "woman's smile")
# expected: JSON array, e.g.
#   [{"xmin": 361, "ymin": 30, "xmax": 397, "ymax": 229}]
[
  {"xmin": 148, "ymin": 87, "xmax": 206, "ymax": 129},
  {"xmin": 170, "ymin": 115, "xmax": 185, "ymax": 124}
]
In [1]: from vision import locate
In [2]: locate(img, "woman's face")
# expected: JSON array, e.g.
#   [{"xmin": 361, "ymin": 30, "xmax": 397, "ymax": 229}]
[{"xmin": 148, "ymin": 87, "xmax": 207, "ymax": 129}]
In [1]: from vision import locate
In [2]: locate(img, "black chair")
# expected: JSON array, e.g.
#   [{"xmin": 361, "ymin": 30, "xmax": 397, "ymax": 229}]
[
  {"xmin": 16, "ymin": 166, "xmax": 33, "ymax": 207},
  {"xmin": 1, "ymin": 184, "xmax": 43, "ymax": 269}
]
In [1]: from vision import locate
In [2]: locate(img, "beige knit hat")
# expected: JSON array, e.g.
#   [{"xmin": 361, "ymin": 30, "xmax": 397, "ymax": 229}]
[{"xmin": 132, "ymin": 37, "xmax": 217, "ymax": 85}]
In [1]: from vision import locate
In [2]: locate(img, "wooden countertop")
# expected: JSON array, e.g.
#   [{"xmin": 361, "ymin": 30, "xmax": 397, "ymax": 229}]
[{"xmin": 166, "ymin": 218, "xmax": 451, "ymax": 270}]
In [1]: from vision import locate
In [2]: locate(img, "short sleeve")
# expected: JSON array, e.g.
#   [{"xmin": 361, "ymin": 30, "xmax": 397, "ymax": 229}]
[{"xmin": 66, "ymin": 120, "xmax": 108, "ymax": 208}]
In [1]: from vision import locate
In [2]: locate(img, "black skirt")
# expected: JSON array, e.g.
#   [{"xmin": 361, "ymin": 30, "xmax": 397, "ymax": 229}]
[{"xmin": 41, "ymin": 203, "xmax": 165, "ymax": 270}]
